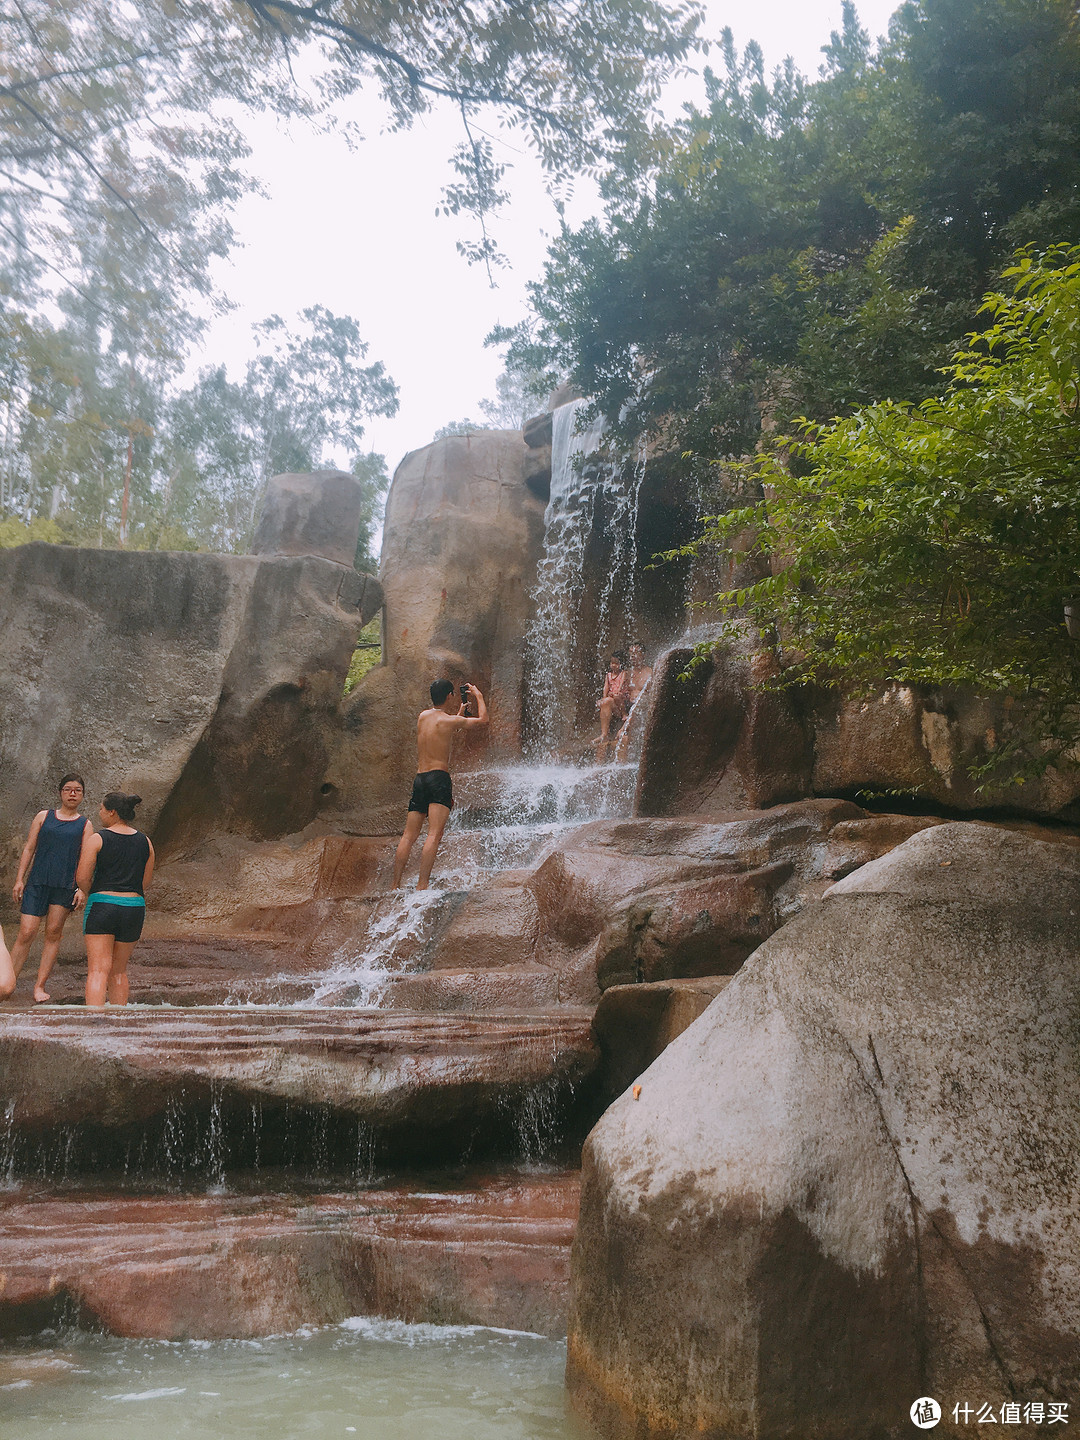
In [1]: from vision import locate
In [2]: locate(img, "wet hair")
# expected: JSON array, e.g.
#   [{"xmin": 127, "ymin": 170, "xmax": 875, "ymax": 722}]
[
  {"xmin": 102, "ymin": 791, "xmax": 142, "ymax": 824},
  {"xmin": 430, "ymin": 678, "xmax": 456, "ymax": 706},
  {"xmin": 610, "ymin": 650, "xmax": 629, "ymax": 667},
  {"xmin": 57, "ymin": 772, "xmax": 85, "ymax": 793}
]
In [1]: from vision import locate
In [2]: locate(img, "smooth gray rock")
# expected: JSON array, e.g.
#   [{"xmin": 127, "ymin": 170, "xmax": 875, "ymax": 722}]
[
  {"xmin": 568, "ymin": 822, "xmax": 1080, "ymax": 1438},
  {"xmin": 328, "ymin": 430, "xmax": 544, "ymax": 829},
  {"xmin": 250, "ymin": 469, "xmax": 367, "ymax": 567},
  {"xmin": 0, "ymin": 542, "xmax": 366, "ymax": 855}
]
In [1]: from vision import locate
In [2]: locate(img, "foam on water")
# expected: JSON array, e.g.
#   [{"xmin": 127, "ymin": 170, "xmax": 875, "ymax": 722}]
[
  {"xmin": 2, "ymin": 1324, "xmax": 586, "ymax": 1439},
  {"xmin": 283, "ymin": 761, "xmax": 637, "ymax": 1008}
]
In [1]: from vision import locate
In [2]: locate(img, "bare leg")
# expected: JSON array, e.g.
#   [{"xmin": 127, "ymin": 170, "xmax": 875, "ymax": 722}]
[
  {"xmin": 9, "ymin": 913, "xmax": 42, "ymax": 991},
  {"xmin": 106, "ymin": 941, "xmax": 136, "ymax": 1006},
  {"xmin": 85, "ymin": 932, "xmax": 116, "ymax": 1008},
  {"xmin": 34, "ymin": 904, "xmax": 70, "ymax": 1003},
  {"xmin": 416, "ymin": 804, "xmax": 451, "ymax": 891},
  {"xmin": 594, "ymin": 697, "xmax": 616, "ymax": 761},
  {"xmin": 0, "ymin": 925, "xmax": 15, "ymax": 1001},
  {"xmin": 393, "ymin": 810, "xmax": 425, "ymax": 888}
]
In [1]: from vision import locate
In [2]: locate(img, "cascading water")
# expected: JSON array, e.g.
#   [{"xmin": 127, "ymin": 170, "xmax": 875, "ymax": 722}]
[
  {"xmin": 270, "ymin": 398, "xmax": 651, "ymax": 1011},
  {"xmin": 525, "ymin": 399, "xmax": 608, "ymax": 755},
  {"xmin": 525, "ymin": 399, "xmax": 647, "ymax": 756}
]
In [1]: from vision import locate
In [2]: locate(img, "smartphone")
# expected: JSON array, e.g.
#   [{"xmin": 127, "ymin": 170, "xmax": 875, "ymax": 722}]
[{"xmin": 460, "ymin": 684, "xmax": 470, "ymax": 704}]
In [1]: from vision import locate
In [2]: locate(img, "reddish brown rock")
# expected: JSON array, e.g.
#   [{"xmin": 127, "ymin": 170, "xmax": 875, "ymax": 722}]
[
  {"xmin": 0, "ymin": 1172, "xmax": 579, "ymax": 1339},
  {"xmin": 0, "ymin": 1008, "xmax": 597, "ymax": 1142},
  {"xmin": 592, "ymin": 976, "xmax": 732, "ymax": 1099},
  {"xmin": 526, "ymin": 801, "xmax": 941, "ymax": 996},
  {"xmin": 636, "ymin": 641, "xmax": 812, "ymax": 816},
  {"xmin": 638, "ymin": 636, "xmax": 1080, "ymax": 824}
]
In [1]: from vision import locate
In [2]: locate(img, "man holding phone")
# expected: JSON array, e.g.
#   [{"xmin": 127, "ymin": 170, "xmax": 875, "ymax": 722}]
[{"xmin": 392, "ymin": 678, "xmax": 489, "ymax": 890}]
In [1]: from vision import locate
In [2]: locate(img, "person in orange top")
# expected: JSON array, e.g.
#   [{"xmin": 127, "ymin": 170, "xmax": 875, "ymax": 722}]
[{"xmin": 594, "ymin": 651, "xmax": 631, "ymax": 762}]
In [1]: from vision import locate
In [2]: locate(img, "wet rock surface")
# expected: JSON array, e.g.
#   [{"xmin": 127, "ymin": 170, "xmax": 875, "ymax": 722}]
[
  {"xmin": 11, "ymin": 797, "xmax": 945, "ymax": 1013},
  {"xmin": 0, "ymin": 1171, "xmax": 579, "ymax": 1340},
  {"xmin": 568, "ymin": 822, "xmax": 1080, "ymax": 1439},
  {"xmin": 639, "ymin": 636, "xmax": 1080, "ymax": 823},
  {"xmin": 0, "ymin": 1008, "xmax": 597, "ymax": 1150}
]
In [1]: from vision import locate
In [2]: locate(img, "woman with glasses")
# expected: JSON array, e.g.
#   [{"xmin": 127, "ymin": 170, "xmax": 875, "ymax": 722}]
[{"xmin": 3, "ymin": 773, "xmax": 91, "ymax": 1003}]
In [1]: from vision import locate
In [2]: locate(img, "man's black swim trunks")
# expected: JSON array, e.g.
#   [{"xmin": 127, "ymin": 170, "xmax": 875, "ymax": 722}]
[{"xmin": 408, "ymin": 769, "xmax": 454, "ymax": 814}]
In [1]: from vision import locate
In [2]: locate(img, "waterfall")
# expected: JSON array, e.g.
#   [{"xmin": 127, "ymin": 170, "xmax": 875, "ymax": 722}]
[{"xmin": 524, "ymin": 399, "xmax": 646, "ymax": 756}]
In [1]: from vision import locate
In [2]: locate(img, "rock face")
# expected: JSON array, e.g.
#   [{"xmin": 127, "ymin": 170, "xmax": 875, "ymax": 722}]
[
  {"xmin": 523, "ymin": 800, "xmax": 940, "ymax": 999},
  {"xmin": 0, "ymin": 535, "xmax": 374, "ymax": 857},
  {"xmin": 0, "ymin": 1008, "xmax": 597, "ymax": 1159},
  {"xmin": 250, "ymin": 469, "xmax": 372, "ymax": 567},
  {"xmin": 591, "ymin": 976, "xmax": 733, "ymax": 1101},
  {"xmin": 0, "ymin": 1172, "xmax": 579, "ymax": 1339},
  {"xmin": 567, "ymin": 823, "xmax": 1080, "ymax": 1439},
  {"xmin": 636, "ymin": 643, "xmax": 811, "ymax": 816},
  {"xmin": 329, "ymin": 431, "xmax": 545, "ymax": 832},
  {"xmin": 638, "ymin": 637, "xmax": 1080, "ymax": 822}
]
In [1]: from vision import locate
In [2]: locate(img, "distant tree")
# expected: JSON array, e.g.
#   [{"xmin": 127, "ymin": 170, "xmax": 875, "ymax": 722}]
[
  {"xmin": 433, "ymin": 418, "xmax": 485, "ymax": 440},
  {"xmin": 161, "ymin": 307, "xmax": 397, "ymax": 554}
]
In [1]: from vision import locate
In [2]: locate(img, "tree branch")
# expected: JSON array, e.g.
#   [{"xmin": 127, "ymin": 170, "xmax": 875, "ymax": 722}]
[
  {"xmin": 0, "ymin": 49, "xmax": 158, "ymax": 100},
  {"xmin": 2, "ymin": 88, "xmax": 206, "ymax": 286},
  {"xmin": 0, "ymin": 213, "xmax": 104, "ymax": 312},
  {"xmin": 242, "ymin": 0, "xmax": 581, "ymax": 140}
]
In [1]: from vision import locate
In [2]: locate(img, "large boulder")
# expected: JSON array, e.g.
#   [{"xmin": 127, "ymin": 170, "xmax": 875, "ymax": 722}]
[
  {"xmin": 328, "ymin": 430, "xmax": 545, "ymax": 830},
  {"xmin": 0, "ymin": 540, "xmax": 369, "ymax": 859},
  {"xmin": 567, "ymin": 822, "xmax": 1080, "ymax": 1439},
  {"xmin": 636, "ymin": 643, "xmax": 812, "ymax": 816},
  {"xmin": 250, "ymin": 468, "xmax": 371, "ymax": 568},
  {"xmin": 0, "ymin": 1007, "xmax": 597, "ymax": 1161},
  {"xmin": 524, "ymin": 801, "xmax": 939, "ymax": 999},
  {"xmin": 638, "ymin": 638, "xmax": 1080, "ymax": 823}
]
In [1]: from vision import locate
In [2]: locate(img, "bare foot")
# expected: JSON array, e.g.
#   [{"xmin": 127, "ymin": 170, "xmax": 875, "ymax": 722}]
[{"xmin": 33, "ymin": 986, "xmax": 50, "ymax": 1004}]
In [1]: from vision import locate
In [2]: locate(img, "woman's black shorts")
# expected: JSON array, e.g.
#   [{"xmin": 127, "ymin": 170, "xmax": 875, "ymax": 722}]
[
  {"xmin": 407, "ymin": 769, "xmax": 454, "ymax": 814},
  {"xmin": 84, "ymin": 901, "xmax": 145, "ymax": 943}
]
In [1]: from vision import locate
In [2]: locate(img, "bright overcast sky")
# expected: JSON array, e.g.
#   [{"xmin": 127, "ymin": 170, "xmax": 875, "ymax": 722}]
[{"xmin": 197, "ymin": 0, "xmax": 901, "ymax": 475}]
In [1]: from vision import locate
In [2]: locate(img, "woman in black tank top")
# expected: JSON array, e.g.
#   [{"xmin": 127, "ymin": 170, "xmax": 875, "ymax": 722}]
[{"xmin": 75, "ymin": 791, "xmax": 155, "ymax": 1008}]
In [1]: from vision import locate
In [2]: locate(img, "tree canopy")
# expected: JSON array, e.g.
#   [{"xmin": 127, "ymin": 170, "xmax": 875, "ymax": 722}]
[
  {"xmin": 507, "ymin": 0, "xmax": 1080, "ymax": 457},
  {"xmin": 673, "ymin": 246, "xmax": 1080, "ymax": 779}
]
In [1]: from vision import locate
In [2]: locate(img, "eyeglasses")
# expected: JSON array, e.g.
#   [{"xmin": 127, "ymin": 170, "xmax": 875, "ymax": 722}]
[{"xmin": 61, "ymin": 787, "xmax": 83, "ymax": 794}]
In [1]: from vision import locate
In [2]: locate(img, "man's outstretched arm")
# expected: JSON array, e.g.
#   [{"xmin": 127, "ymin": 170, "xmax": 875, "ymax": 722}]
[{"xmin": 461, "ymin": 683, "xmax": 488, "ymax": 727}]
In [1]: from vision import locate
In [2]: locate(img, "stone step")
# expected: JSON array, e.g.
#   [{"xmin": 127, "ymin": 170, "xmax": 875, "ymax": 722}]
[
  {"xmin": 0, "ymin": 1170, "xmax": 579, "ymax": 1340},
  {"xmin": 0, "ymin": 1008, "xmax": 598, "ymax": 1163}
]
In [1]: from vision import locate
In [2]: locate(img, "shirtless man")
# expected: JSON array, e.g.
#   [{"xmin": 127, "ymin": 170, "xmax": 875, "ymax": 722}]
[{"xmin": 393, "ymin": 678, "xmax": 488, "ymax": 890}]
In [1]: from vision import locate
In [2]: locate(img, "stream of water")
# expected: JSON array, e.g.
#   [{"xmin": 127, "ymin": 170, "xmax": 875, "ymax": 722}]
[
  {"xmin": 1, "ymin": 404, "xmax": 655, "ymax": 1430},
  {"xmin": 1, "ymin": 1319, "xmax": 588, "ymax": 1440}
]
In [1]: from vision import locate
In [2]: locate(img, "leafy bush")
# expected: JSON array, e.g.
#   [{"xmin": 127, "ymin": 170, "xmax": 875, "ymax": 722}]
[{"xmin": 691, "ymin": 246, "xmax": 1080, "ymax": 779}]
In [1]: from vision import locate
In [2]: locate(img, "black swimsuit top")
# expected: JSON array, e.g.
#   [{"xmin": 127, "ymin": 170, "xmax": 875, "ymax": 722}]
[{"xmin": 92, "ymin": 829, "xmax": 150, "ymax": 895}]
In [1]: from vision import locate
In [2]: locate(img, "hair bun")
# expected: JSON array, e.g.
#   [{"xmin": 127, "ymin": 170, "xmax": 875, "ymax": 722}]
[{"xmin": 129, "ymin": 795, "xmax": 143, "ymax": 807}]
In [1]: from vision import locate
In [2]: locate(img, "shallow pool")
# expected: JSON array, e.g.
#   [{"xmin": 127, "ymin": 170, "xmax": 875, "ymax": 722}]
[{"xmin": 0, "ymin": 1317, "xmax": 590, "ymax": 1439}]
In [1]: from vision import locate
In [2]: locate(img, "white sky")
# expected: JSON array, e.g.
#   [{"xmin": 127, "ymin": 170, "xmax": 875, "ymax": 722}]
[{"xmin": 197, "ymin": 0, "xmax": 901, "ymax": 475}]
